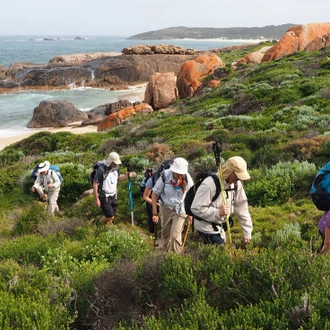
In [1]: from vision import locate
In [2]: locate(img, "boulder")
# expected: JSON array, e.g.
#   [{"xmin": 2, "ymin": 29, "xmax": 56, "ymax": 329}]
[
  {"xmin": 304, "ymin": 34, "xmax": 330, "ymax": 52},
  {"xmin": 97, "ymin": 103, "xmax": 153, "ymax": 131},
  {"xmin": 144, "ymin": 72, "xmax": 178, "ymax": 109},
  {"xmin": 176, "ymin": 54, "xmax": 224, "ymax": 99},
  {"xmin": 81, "ymin": 99, "xmax": 133, "ymax": 126},
  {"xmin": 0, "ymin": 65, "xmax": 7, "ymax": 80},
  {"xmin": 27, "ymin": 100, "xmax": 89, "ymax": 128},
  {"xmin": 262, "ymin": 23, "xmax": 330, "ymax": 62}
]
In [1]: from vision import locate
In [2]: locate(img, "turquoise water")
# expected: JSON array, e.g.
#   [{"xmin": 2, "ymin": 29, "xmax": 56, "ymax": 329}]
[{"xmin": 0, "ymin": 35, "xmax": 258, "ymax": 138}]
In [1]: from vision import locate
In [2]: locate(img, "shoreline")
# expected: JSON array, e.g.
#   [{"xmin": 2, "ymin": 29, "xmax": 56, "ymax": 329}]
[{"xmin": 0, "ymin": 124, "xmax": 98, "ymax": 151}]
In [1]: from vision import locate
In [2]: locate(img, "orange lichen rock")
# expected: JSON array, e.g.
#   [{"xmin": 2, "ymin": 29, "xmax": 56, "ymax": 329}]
[
  {"xmin": 97, "ymin": 103, "xmax": 153, "ymax": 131},
  {"xmin": 177, "ymin": 54, "xmax": 224, "ymax": 98}
]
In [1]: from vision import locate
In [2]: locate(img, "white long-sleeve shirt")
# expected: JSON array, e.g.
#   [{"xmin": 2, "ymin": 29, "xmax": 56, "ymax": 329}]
[
  {"xmin": 191, "ymin": 175, "xmax": 252, "ymax": 240},
  {"xmin": 34, "ymin": 170, "xmax": 61, "ymax": 195}
]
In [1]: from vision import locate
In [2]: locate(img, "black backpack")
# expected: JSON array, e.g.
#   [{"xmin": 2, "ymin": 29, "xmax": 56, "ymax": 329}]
[
  {"xmin": 140, "ymin": 168, "xmax": 154, "ymax": 196},
  {"xmin": 184, "ymin": 170, "xmax": 236, "ymax": 231},
  {"xmin": 140, "ymin": 159, "xmax": 174, "ymax": 197},
  {"xmin": 89, "ymin": 160, "xmax": 110, "ymax": 191},
  {"xmin": 184, "ymin": 170, "xmax": 221, "ymax": 219}
]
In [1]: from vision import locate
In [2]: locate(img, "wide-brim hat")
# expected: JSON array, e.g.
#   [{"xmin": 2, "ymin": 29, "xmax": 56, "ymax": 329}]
[
  {"xmin": 38, "ymin": 162, "xmax": 50, "ymax": 173},
  {"xmin": 222, "ymin": 156, "xmax": 250, "ymax": 181},
  {"xmin": 170, "ymin": 157, "xmax": 188, "ymax": 175}
]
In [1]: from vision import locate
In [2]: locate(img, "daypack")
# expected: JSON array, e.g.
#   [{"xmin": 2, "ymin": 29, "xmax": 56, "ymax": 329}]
[
  {"xmin": 184, "ymin": 170, "xmax": 236, "ymax": 231},
  {"xmin": 140, "ymin": 159, "xmax": 174, "ymax": 197},
  {"xmin": 184, "ymin": 170, "xmax": 221, "ymax": 219},
  {"xmin": 49, "ymin": 165, "xmax": 63, "ymax": 183},
  {"xmin": 310, "ymin": 161, "xmax": 330, "ymax": 211},
  {"xmin": 89, "ymin": 160, "xmax": 109, "ymax": 187},
  {"xmin": 31, "ymin": 165, "xmax": 39, "ymax": 180},
  {"xmin": 31, "ymin": 164, "xmax": 63, "ymax": 182},
  {"xmin": 140, "ymin": 168, "xmax": 154, "ymax": 196}
]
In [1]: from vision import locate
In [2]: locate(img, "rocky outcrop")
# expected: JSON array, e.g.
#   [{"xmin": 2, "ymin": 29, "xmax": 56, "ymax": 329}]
[
  {"xmin": 262, "ymin": 23, "xmax": 330, "ymax": 62},
  {"xmin": 144, "ymin": 72, "xmax": 178, "ymax": 109},
  {"xmin": 81, "ymin": 100, "xmax": 133, "ymax": 126},
  {"xmin": 49, "ymin": 52, "xmax": 121, "ymax": 65},
  {"xmin": 2, "ymin": 54, "xmax": 198, "ymax": 92},
  {"xmin": 97, "ymin": 103, "xmax": 153, "ymax": 131},
  {"xmin": 122, "ymin": 44, "xmax": 199, "ymax": 55},
  {"xmin": 176, "ymin": 54, "xmax": 224, "ymax": 98},
  {"xmin": 27, "ymin": 100, "xmax": 89, "ymax": 128}
]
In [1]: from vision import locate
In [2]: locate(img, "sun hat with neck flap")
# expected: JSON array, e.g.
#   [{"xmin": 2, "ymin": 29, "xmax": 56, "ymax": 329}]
[
  {"xmin": 221, "ymin": 156, "xmax": 250, "ymax": 181},
  {"xmin": 170, "ymin": 157, "xmax": 188, "ymax": 175}
]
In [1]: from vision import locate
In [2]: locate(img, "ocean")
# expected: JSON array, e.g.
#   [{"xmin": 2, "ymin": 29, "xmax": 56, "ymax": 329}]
[{"xmin": 0, "ymin": 35, "xmax": 258, "ymax": 138}]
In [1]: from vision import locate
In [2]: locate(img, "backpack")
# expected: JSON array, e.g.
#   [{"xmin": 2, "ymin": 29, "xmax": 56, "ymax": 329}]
[
  {"xmin": 31, "ymin": 165, "xmax": 39, "ymax": 180},
  {"xmin": 140, "ymin": 159, "xmax": 174, "ymax": 197},
  {"xmin": 89, "ymin": 160, "xmax": 109, "ymax": 187},
  {"xmin": 184, "ymin": 170, "xmax": 221, "ymax": 219},
  {"xmin": 49, "ymin": 165, "xmax": 63, "ymax": 183},
  {"xmin": 184, "ymin": 170, "xmax": 237, "ymax": 231},
  {"xmin": 310, "ymin": 161, "xmax": 330, "ymax": 211},
  {"xmin": 140, "ymin": 168, "xmax": 154, "ymax": 196},
  {"xmin": 31, "ymin": 164, "xmax": 63, "ymax": 182}
]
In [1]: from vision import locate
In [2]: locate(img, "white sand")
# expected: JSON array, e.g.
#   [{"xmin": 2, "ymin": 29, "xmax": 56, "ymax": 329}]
[{"xmin": 0, "ymin": 124, "xmax": 98, "ymax": 151}]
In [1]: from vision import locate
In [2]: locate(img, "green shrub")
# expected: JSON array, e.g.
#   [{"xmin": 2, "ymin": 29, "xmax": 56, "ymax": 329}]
[
  {"xmin": 12, "ymin": 203, "xmax": 48, "ymax": 236},
  {"xmin": 0, "ymin": 260, "xmax": 75, "ymax": 329}
]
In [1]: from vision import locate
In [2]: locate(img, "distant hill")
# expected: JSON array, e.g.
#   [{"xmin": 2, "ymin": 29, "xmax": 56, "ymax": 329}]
[{"xmin": 128, "ymin": 24, "xmax": 297, "ymax": 40}]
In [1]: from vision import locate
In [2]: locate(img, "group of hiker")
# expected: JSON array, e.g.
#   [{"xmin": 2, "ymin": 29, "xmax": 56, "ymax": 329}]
[{"xmin": 30, "ymin": 147, "xmax": 330, "ymax": 255}]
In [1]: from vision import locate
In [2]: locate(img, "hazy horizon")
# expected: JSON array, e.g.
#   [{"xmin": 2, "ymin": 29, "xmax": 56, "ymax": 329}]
[{"xmin": 1, "ymin": 0, "xmax": 329, "ymax": 36}]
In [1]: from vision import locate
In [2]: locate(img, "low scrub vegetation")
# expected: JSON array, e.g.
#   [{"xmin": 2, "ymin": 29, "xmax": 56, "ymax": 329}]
[{"xmin": 0, "ymin": 45, "xmax": 329, "ymax": 328}]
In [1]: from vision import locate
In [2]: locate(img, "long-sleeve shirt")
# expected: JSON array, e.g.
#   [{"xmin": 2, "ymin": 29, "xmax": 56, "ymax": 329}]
[
  {"xmin": 191, "ymin": 175, "xmax": 253, "ymax": 239},
  {"xmin": 34, "ymin": 170, "xmax": 61, "ymax": 195}
]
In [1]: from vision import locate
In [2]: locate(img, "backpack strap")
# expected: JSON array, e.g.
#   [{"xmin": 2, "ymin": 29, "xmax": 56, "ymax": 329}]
[{"xmin": 96, "ymin": 164, "xmax": 110, "ymax": 193}]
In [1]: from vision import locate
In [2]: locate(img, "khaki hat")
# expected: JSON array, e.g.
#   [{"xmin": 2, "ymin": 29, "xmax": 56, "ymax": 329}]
[
  {"xmin": 170, "ymin": 157, "xmax": 188, "ymax": 175},
  {"xmin": 222, "ymin": 156, "xmax": 250, "ymax": 181},
  {"xmin": 106, "ymin": 152, "xmax": 122, "ymax": 165}
]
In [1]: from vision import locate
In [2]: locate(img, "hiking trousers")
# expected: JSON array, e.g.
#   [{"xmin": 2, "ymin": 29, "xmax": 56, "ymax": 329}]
[
  {"xmin": 160, "ymin": 204, "xmax": 186, "ymax": 254},
  {"xmin": 47, "ymin": 189, "xmax": 60, "ymax": 215}
]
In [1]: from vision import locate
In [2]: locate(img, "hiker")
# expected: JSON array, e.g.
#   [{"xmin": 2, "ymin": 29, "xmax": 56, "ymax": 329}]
[
  {"xmin": 32, "ymin": 161, "xmax": 61, "ymax": 215},
  {"xmin": 93, "ymin": 151, "xmax": 132, "ymax": 226},
  {"xmin": 191, "ymin": 156, "xmax": 253, "ymax": 245},
  {"xmin": 151, "ymin": 157, "xmax": 194, "ymax": 254},
  {"xmin": 317, "ymin": 210, "xmax": 330, "ymax": 253},
  {"xmin": 31, "ymin": 160, "xmax": 50, "ymax": 199},
  {"xmin": 143, "ymin": 159, "xmax": 174, "ymax": 234}
]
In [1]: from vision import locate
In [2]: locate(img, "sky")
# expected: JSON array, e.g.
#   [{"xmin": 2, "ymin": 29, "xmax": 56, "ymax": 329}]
[{"xmin": 1, "ymin": 0, "xmax": 329, "ymax": 37}]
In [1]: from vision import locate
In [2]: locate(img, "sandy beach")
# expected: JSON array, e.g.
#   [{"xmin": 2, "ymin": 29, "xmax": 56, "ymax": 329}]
[{"xmin": 0, "ymin": 124, "xmax": 98, "ymax": 151}]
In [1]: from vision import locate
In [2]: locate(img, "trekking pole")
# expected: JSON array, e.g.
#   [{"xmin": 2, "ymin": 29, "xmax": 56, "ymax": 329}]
[
  {"xmin": 213, "ymin": 141, "xmax": 233, "ymax": 246},
  {"xmin": 127, "ymin": 163, "xmax": 134, "ymax": 226},
  {"xmin": 154, "ymin": 221, "xmax": 158, "ymax": 250},
  {"xmin": 180, "ymin": 221, "xmax": 191, "ymax": 254}
]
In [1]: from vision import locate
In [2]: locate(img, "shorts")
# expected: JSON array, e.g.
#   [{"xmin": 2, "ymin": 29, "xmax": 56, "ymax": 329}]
[{"xmin": 99, "ymin": 195, "xmax": 118, "ymax": 218}]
